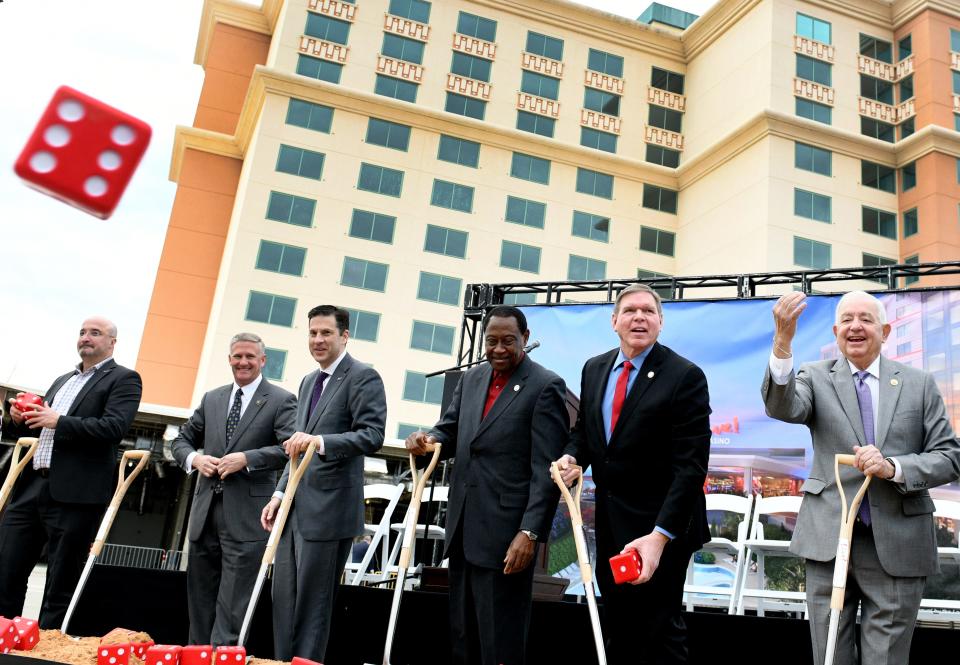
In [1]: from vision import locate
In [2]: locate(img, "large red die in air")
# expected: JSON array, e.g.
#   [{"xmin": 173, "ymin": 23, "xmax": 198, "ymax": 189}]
[{"xmin": 13, "ymin": 85, "xmax": 151, "ymax": 219}]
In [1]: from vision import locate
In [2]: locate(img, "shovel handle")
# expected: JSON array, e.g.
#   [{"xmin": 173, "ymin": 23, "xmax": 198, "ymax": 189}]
[
  {"xmin": 261, "ymin": 440, "xmax": 317, "ymax": 564},
  {"xmin": 551, "ymin": 462, "xmax": 592, "ymax": 583},
  {"xmin": 398, "ymin": 442, "xmax": 441, "ymax": 569},
  {"xmin": 0, "ymin": 438, "xmax": 39, "ymax": 512},
  {"xmin": 89, "ymin": 450, "xmax": 151, "ymax": 556}
]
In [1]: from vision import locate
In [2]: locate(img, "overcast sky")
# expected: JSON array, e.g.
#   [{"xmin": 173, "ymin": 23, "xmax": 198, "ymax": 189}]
[{"xmin": 0, "ymin": 0, "xmax": 716, "ymax": 392}]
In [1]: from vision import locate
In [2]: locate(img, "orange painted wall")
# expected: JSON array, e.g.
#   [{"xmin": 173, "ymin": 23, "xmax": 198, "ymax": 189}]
[
  {"xmin": 895, "ymin": 9, "xmax": 959, "ymax": 131},
  {"xmin": 136, "ymin": 22, "xmax": 269, "ymax": 406}
]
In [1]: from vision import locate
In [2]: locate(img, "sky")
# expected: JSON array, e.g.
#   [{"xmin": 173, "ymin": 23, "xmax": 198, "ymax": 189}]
[{"xmin": 0, "ymin": 0, "xmax": 717, "ymax": 392}]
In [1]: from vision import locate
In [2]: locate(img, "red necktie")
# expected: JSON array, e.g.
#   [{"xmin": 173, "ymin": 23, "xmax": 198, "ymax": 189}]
[{"xmin": 610, "ymin": 360, "xmax": 633, "ymax": 433}]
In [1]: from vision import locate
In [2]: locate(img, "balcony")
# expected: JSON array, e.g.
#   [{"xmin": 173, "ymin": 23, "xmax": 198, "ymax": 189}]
[
  {"xmin": 521, "ymin": 52, "xmax": 563, "ymax": 78},
  {"xmin": 897, "ymin": 98, "xmax": 915, "ymax": 122},
  {"xmin": 517, "ymin": 93, "xmax": 559, "ymax": 118},
  {"xmin": 307, "ymin": 0, "xmax": 356, "ymax": 22},
  {"xmin": 299, "ymin": 36, "xmax": 348, "ymax": 64},
  {"xmin": 954, "ymin": 94, "xmax": 960, "ymax": 114},
  {"xmin": 383, "ymin": 13, "xmax": 429, "ymax": 41},
  {"xmin": 896, "ymin": 55, "xmax": 914, "ymax": 80},
  {"xmin": 376, "ymin": 55, "xmax": 424, "ymax": 83},
  {"xmin": 644, "ymin": 125, "xmax": 684, "ymax": 151},
  {"xmin": 857, "ymin": 55, "xmax": 896, "ymax": 82},
  {"xmin": 952, "ymin": 52, "xmax": 960, "ymax": 71},
  {"xmin": 453, "ymin": 33, "xmax": 496, "ymax": 60},
  {"xmin": 647, "ymin": 86, "xmax": 685, "ymax": 112},
  {"xmin": 585, "ymin": 70, "xmax": 624, "ymax": 95},
  {"xmin": 581, "ymin": 109, "xmax": 621, "ymax": 134},
  {"xmin": 793, "ymin": 35, "xmax": 834, "ymax": 62},
  {"xmin": 793, "ymin": 78, "xmax": 834, "ymax": 105},
  {"xmin": 858, "ymin": 97, "xmax": 897, "ymax": 124},
  {"xmin": 445, "ymin": 73, "xmax": 491, "ymax": 100}
]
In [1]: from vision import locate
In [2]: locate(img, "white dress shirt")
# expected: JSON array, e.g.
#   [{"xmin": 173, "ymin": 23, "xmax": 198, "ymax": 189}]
[{"xmin": 184, "ymin": 374, "xmax": 264, "ymax": 473}]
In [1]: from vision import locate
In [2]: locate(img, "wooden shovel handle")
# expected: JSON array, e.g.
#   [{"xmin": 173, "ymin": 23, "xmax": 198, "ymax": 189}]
[
  {"xmin": 90, "ymin": 450, "xmax": 151, "ymax": 556},
  {"xmin": 0, "ymin": 437, "xmax": 39, "ymax": 511},
  {"xmin": 398, "ymin": 442, "xmax": 441, "ymax": 570},
  {"xmin": 551, "ymin": 462, "xmax": 592, "ymax": 582},
  {"xmin": 261, "ymin": 440, "xmax": 317, "ymax": 564}
]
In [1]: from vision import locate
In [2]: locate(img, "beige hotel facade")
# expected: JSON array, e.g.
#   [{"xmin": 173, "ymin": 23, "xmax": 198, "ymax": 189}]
[{"xmin": 137, "ymin": 0, "xmax": 960, "ymax": 436}]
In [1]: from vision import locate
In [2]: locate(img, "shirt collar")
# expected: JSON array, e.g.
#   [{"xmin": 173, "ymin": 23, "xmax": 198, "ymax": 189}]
[
  {"xmin": 75, "ymin": 357, "xmax": 111, "ymax": 375},
  {"xmin": 233, "ymin": 373, "xmax": 263, "ymax": 396},
  {"xmin": 615, "ymin": 346, "xmax": 652, "ymax": 371},
  {"xmin": 320, "ymin": 349, "xmax": 347, "ymax": 377},
  {"xmin": 847, "ymin": 356, "xmax": 881, "ymax": 379}
]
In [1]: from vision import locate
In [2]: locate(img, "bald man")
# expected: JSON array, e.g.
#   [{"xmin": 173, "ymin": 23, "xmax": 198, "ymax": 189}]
[{"xmin": 0, "ymin": 317, "xmax": 142, "ymax": 627}]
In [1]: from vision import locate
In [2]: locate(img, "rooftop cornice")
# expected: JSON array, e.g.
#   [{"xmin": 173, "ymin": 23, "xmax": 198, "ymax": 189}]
[{"xmin": 194, "ymin": 0, "xmax": 272, "ymax": 68}]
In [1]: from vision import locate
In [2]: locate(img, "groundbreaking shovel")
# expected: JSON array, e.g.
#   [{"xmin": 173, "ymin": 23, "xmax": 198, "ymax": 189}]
[
  {"xmin": 551, "ymin": 461, "xmax": 606, "ymax": 665},
  {"xmin": 823, "ymin": 453, "xmax": 872, "ymax": 665},
  {"xmin": 0, "ymin": 437, "xmax": 39, "ymax": 513},
  {"xmin": 61, "ymin": 449, "xmax": 151, "ymax": 634}
]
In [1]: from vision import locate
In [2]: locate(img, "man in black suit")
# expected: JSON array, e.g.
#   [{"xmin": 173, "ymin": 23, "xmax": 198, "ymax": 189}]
[
  {"xmin": 0, "ymin": 316, "xmax": 142, "ymax": 627},
  {"xmin": 261, "ymin": 305, "xmax": 386, "ymax": 662},
  {"xmin": 407, "ymin": 305, "xmax": 568, "ymax": 665},
  {"xmin": 557, "ymin": 284, "xmax": 711, "ymax": 665},
  {"xmin": 171, "ymin": 332, "xmax": 296, "ymax": 646}
]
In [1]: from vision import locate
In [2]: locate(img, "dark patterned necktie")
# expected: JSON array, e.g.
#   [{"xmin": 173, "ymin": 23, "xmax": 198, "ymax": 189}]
[
  {"xmin": 309, "ymin": 372, "xmax": 329, "ymax": 415},
  {"xmin": 854, "ymin": 371, "xmax": 874, "ymax": 526},
  {"xmin": 226, "ymin": 388, "xmax": 243, "ymax": 443}
]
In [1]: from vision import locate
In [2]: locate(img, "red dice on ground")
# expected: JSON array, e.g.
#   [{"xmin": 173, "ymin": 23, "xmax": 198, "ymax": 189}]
[
  {"xmin": 291, "ymin": 657, "xmax": 323, "ymax": 665},
  {"xmin": 12, "ymin": 616, "xmax": 39, "ymax": 650},
  {"xmin": 97, "ymin": 642, "xmax": 132, "ymax": 665},
  {"xmin": 0, "ymin": 618, "xmax": 17, "ymax": 654},
  {"xmin": 132, "ymin": 639, "xmax": 155, "ymax": 659},
  {"xmin": 180, "ymin": 644, "xmax": 213, "ymax": 665},
  {"xmin": 13, "ymin": 85, "xmax": 151, "ymax": 219},
  {"xmin": 214, "ymin": 645, "xmax": 245, "ymax": 665},
  {"xmin": 144, "ymin": 644, "xmax": 182, "ymax": 665}
]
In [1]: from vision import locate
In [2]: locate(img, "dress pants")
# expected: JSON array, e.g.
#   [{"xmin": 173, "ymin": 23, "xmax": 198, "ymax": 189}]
[
  {"xmin": 805, "ymin": 523, "xmax": 924, "ymax": 665},
  {"xmin": 0, "ymin": 469, "xmax": 102, "ymax": 628},
  {"xmin": 271, "ymin": 510, "xmax": 352, "ymax": 662},
  {"xmin": 186, "ymin": 493, "xmax": 265, "ymax": 646}
]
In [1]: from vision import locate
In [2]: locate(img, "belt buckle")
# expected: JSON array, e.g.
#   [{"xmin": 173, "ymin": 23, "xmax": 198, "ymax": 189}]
[{"xmin": 212, "ymin": 481, "xmax": 224, "ymax": 494}]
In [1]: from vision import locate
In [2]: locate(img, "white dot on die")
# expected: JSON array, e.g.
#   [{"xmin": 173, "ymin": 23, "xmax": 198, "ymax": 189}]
[
  {"xmin": 29, "ymin": 151, "xmax": 57, "ymax": 173},
  {"xmin": 84, "ymin": 175, "xmax": 108, "ymax": 197},
  {"xmin": 110, "ymin": 658, "xmax": 116, "ymax": 664},
  {"xmin": 98, "ymin": 150, "xmax": 122, "ymax": 170},
  {"xmin": 220, "ymin": 655, "xmax": 227, "ymax": 661},
  {"xmin": 111, "ymin": 124, "xmax": 136, "ymax": 145},
  {"xmin": 44, "ymin": 124, "xmax": 71, "ymax": 147},
  {"xmin": 118, "ymin": 648, "xmax": 125, "ymax": 655},
  {"xmin": 164, "ymin": 655, "xmax": 171, "ymax": 661},
  {"xmin": 58, "ymin": 99, "xmax": 85, "ymax": 121},
  {"xmin": 235, "ymin": 655, "xmax": 242, "ymax": 661},
  {"xmin": 200, "ymin": 652, "xmax": 208, "ymax": 658},
  {"xmin": 619, "ymin": 565, "xmax": 626, "ymax": 573},
  {"xmin": 101, "ymin": 650, "xmax": 109, "ymax": 657}
]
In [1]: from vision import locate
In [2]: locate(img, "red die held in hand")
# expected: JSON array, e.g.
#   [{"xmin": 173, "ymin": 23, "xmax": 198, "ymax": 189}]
[
  {"xmin": 180, "ymin": 645, "xmax": 213, "ymax": 665},
  {"xmin": 12, "ymin": 616, "xmax": 39, "ymax": 651},
  {"xmin": 14, "ymin": 393, "xmax": 43, "ymax": 415},
  {"xmin": 609, "ymin": 550, "xmax": 642, "ymax": 584},
  {"xmin": 98, "ymin": 643, "xmax": 132, "ymax": 665},
  {"xmin": 144, "ymin": 645, "xmax": 181, "ymax": 665},
  {"xmin": 213, "ymin": 646, "xmax": 245, "ymax": 665},
  {"xmin": 13, "ymin": 85, "xmax": 151, "ymax": 219},
  {"xmin": 0, "ymin": 618, "xmax": 17, "ymax": 654}
]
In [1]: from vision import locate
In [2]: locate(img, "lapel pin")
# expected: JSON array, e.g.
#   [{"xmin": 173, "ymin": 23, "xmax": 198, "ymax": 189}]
[
  {"xmin": 647, "ymin": 371, "xmax": 655, "ymax": 379},
  {"xmin": 256, "ymin": 399, "xmax": 264, "ymax": 406},
  {"xmin": 513, "ymin": 385, "xmax": 520, "ymax": 392},
  {"xmin": 890, "ymin": 378, "xmax": 898, "ymax": 386}
]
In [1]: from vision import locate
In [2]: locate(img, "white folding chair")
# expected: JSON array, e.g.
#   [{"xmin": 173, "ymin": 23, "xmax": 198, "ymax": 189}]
[
  {"xmin": 734, "ymin": 494, "xmax": 806, "ymax": 616},
  {"xmin": 384, "ymin": 484, "xmax": 450, "ymax": 585},
  {"xmin": 683, "ymin": 493, "xmax": 754, "ymax": 613},
  {"xmin": 344, "ymin": 482, "xmax": 404, "ymax": 585},
  {"xmin": 918, "ymin": 498, "xmax": 960, "ymax": 621}
]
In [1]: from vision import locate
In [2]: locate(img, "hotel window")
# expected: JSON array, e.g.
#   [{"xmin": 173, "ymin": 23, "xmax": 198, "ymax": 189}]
[
  {"xmin": 648, "ymin": 105, "xmax": 683, "ymax": 133},
  {"xmin": 397, "ymin": 423, "xmax": 431, "ymax": 439},
  {"xmin": 861, "ymin": 117, "xmax": 895, "ymax": 143},
  {"xmin": 382, "ymin": 34, "xmax": 425, "ymax": 64},
  {"xmin": 863, "ymin": 253, "xmax": 896, "ymax": 283},
  {"xmin": 374, "ymin": 75, "xmax": 418, "ymax": 102},
  {"xmin": 246, "ymin": 291, "xmax": 296, "ymax": 327},
  {"xmin": 581, "ymin": 127, "xmax": 618, "ymax": 153},
  {"xmin": 511, "ymin": 152, "xmax": 550, "ymax": 184},
  {"xmin": 341, "ymin": 257, "xmax": 388, "ymax": 292},
  {"xmin": 796, "ymin": 13, "xmax": 831, "ymax": 44},
  {"xmin": 365, "ymin": 118, "xmax": 411, "ymax": 151},
  {"xmin": 296, "ymin": 55, "xmax": 342, "ymax": 84},
  {"xmin": 588, "ymin": 49, "xmax": 624, "ymax": 78},
  {"xmin": 262, "ymin": 348, "xmax": 287, "ymax": 380},
  {"xmin": 430, "ymin": 180, "xmax": 474, "ymax": 213},
  {"xmin": 349, "ymin": 209, "xmax": 395, "ymax": 244},
  {"xmin": 568, "ymin": 255, "xmax": 606, "ymax": 281},
  {"xmin": 901, "ymin": 162, "xmax": 916, "ymax": 191},
  {"xmin": 860, "ymin": 75, "xmax": 893, "ymax": 104},
  {"xmin": 903, "ymin": 208, "xmax": 918, "ymax": 237},
  {"xmin": 500, "ymin": 240, "xmax": 541, "ymax": 273},
  {"xmin": 424, "ymin": 224, "xmax": 468, "ymax": 258},
  {"xmin": 410, "ymin": 321, "xmax": 455, "ymax": 354},
  {"xmin": 859, "ymin": 34, "xmax": 892, "ymax": 63},
  {"xmin": 417, "ymin": 272, "xmax": 461, "ymax": 306},
  {"xmin": 794, "ymin": 142, "xmax": 831, "ymax": 176},
  {"xmin": 357, "ymin": 163, "xmax": 404, "ymax": 197},
  {"xmin": 898, "ymin": 34, "xmax": 912, "ymax": 59},
  {"xmin": 952, "ymin": 29, "xmax": 960, "ymax": 52},
  {"xmin": 521, "ymin": 71, "xmax": 560, "ymax": 100},
  {"xmin": 505, "ymin": 196, "xmax": 546, "ymax": 229},
  {"xmin": 796, "ymin": 54, "xmax": 832, "ymax": 86},
  {"xmin": 437, "ymin": 135, "xmax": 480, "ymax": 167},
  {"xmin": 572, "ymin": 211, "xmax": 610, "ymax": 243},
  {"xmin": 861, "ymin": 160, "xmax": 896, "ymax": 192},
  {"xmin": 642, "ymin": 184, "xmax": 678, "ymax": 214},
  {"xmin": 862, "ymin": 206, "xmax": 897, "ymax": 239},
  {"xmin": 403, "ymin": 371, "xmax": 444, "ymax": 404},
  {"xmin": 256, "ymin": 240, "xmax": 306, "ymax": 276},
  {"xmin": 344, "ymin": 309, "xmax": 380, "ymax": 342},
  {"xmin": 796, "ymin": 98, "xmax": 831, "ymax": 124},
  {"xmin": 457, "ymin": 11, "xmax": 496, "ymax": 41},
  {"xmin": 286, "ymin": 99, "xmax": 333, "ymax": 133},
  {"xmin": 304, "ymin": 13, "xmax": 351, "ymax": 44},
  {"xmin": 276, "ymin": 145, "xmax": 324, "ymax": 180},
  {"xmin": 516, "ymin": 111, "xmax": 556, "ymax": 138},
  {"xmin": 904, "ymin": 254, "xmax": 919, "ymax": 286},
  {"xmin": 526, "ymin": 31, "xmax": 563, "ymax": 60},
  {"xmin": 899, "ymin": 75, "xmax": 914, "ymax": 101},
  {"xmin": 897, "ymin": 342, "xmax": 912, "ymax": 356},
  {"xmin": 899, "ymin": 119, "xmax": 914, "ymax": 141},
  {"xmin": 445, "ymin": 92, "xmax": 486, "ymax": 120},
  {"xmin": 793, "ymin": 236, "xmax": 831, "ymax": 269},
  {"xmin": 503, "ymin": 293, "xmax": 537, "ymax": 305},
  {"xmin": 637, "ymin": 269, "xmax": 673, "ymax": 300},
  {"xmin": 451, "ymin": 52, "xmax": 492, "ymax": 82},
  {"xmin": 650, "ymin": 67, "xmax": 685, "ymax": 94},
  {"xmin": 794, "ymin": 188, "xmax": 831, "ymax": 223},
  {"xmin": 639, "ymin": 226, "xmax": 675, "ymax": 256},
  {"xmin": 584, "ymin": 88, "xmax": 621, "ymax": 116},
  {"xmin": 576, "ymin": 168, "xmax": 614, "ymax": 199},
  {"xmin": 646, "ymin": 144, "xmax": 680, "ymax": 168},
  {"xmin": 266, "ymin": 191, "xmax": 315, "ymax": 227},
  {"xmin": 388, "ymin": 0, "xmax": 430, "ymax": 23}
]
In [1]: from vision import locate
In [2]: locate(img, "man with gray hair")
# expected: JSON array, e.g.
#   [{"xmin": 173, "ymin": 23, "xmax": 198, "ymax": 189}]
[
  {"xmin": 763, "ymin": 290, "xmax": 960, "ymax": 665},
  {"xmin": 172, "ymin": 333, "xmax": 296, "ymax": 646}
]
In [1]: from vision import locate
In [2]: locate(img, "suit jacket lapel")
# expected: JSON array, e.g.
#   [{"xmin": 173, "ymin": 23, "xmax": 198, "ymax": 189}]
[
  {"xmin": 609, "ymin": 343, "xmax": 665, "ymax": 446},
  {"xmin": 227, "ymin": 382, "xmax": 270, "ymax": 452},
  {"xmin": 459, "ymin": 364, "xmax": 489, "ymax": 445},
  {"xmin": 592, "ymin": 350, "xmax": 618, "ymax": 447},
  {"xmin": 829, "ymin": 358, "xmax": 866, "ymax": 446},
  {"xmin": 472, "ymin": 359, "xmax": 530, "ymax": 442},
  {"xmin": 67, "ymin": 359, "xmax": 116, "ymax": 415},
  {"xmin": 875, "ymin": 357, "xmax": 901, "ymax": 450},
  {"xmin": 306, "ymin": 355, "xmax": 352, "ymax": 432},
  {"xmin": 45, "ymin": 372, "xmax": 74, "ymax": 406}
]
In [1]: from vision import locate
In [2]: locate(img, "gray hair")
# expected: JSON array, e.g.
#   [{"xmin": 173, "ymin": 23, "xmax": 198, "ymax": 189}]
[
  {"xmin": 835, "ymin": 291, "xmax": 887, "ymax": 325},
  {"xmin": 229, "ymin": 332, "xmax": 266, "ymax": 354},
  {"xmin": 614, "ymin": 283, "xmax": 663, "ymax": 317}
]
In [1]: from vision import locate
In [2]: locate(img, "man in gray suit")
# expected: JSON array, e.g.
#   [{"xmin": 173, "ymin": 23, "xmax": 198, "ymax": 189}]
[
  {"xmin": 406, "ymin": 305, "xmax": 568, "ymax": 665},
  {"xmin": 172, "ymin": 332, "xmax": 297, "ymax": 646},
  {"xmin": 261, "ymin": 305, "xmax": 386, "ymax": 662},
  {"xmin": 763, "ymin": 290, "xmax": 960, "ymax": 665}
]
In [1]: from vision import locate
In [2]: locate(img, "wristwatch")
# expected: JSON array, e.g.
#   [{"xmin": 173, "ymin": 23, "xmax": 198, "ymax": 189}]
[{"xmin": 521, "ymin": 529, "xmax": 538, "ymax": 542}]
